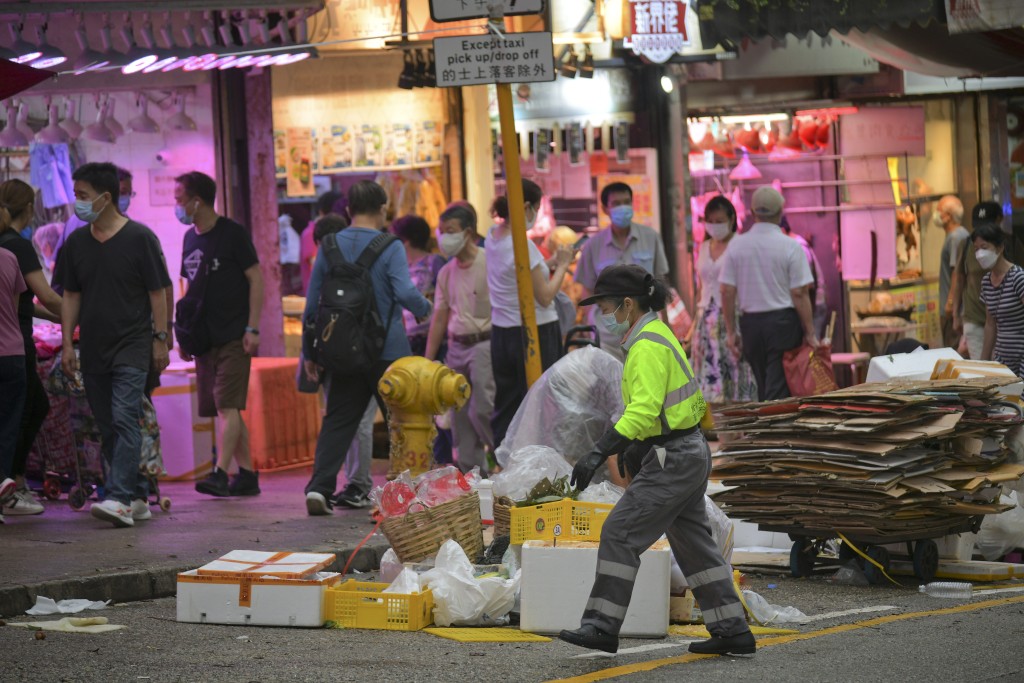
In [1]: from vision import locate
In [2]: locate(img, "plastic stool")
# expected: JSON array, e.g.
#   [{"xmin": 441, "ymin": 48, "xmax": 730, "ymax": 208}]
[{"xmin": 831, "ymin": 351, "xmax": 871, "ymax": 387}]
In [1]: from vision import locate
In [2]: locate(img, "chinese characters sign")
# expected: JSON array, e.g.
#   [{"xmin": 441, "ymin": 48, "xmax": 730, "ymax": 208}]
[
  {"xmin": 623, "ymin": 0, "xmax": 689, "ymax": 64},
  {"xmin": 433, "ymin": 32, "xmax": 555, "ymax": 87},
  {"xmin": 430, "ymin": 0, "xmax": 543, "ymax": 23}
]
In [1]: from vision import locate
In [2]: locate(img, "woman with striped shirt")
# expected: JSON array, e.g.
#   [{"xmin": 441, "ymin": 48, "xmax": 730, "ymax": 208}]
[{"xmin": 976, "ymin": 223, "xmax": 1024, "ymax": 377}]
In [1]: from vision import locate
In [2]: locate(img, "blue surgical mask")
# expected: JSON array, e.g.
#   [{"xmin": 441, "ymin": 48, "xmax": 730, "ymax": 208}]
[
  {"xmin": 609, "ymin": 205, "xmax": 634, "ymax": 228},
  {"xmin": 174, "ymin": 203, "xmax": 193, "ymax": 226},
  {"xmin": 600, "ymin": 305, "xmax": 630, "ymax": 338},
  {"xmin": 117, "ymin": 195, "xmax": 131, "ymax": 215},
  {"xmin": 74, "ymin": 195, "xmax": 104, "ymax": 224}
]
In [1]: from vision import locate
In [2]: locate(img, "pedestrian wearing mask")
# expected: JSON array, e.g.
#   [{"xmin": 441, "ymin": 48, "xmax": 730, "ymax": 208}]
[
  {"xmin": 559, "ymin": 265, "xmax": 754, "ymax": 657},
  {"xmin": 952, "ymin": 202, "xmax": 1003, "ymax": 359},
  {"xmin": 976, "ymin": 222, "xmax": 1024, "ymax": 376},
  {"xmin": 689, "ymin": 196, "xmax": 756, "ymax": 405}
]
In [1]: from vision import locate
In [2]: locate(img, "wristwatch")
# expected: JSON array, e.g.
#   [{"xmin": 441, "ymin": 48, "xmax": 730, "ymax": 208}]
[
  {"xmin": 153, "ymin": 331, "xmax": 169, "ymax": 342},
  {"xmin": 245, "ymin": 326, "xmax": 260, "ymax": 335}
]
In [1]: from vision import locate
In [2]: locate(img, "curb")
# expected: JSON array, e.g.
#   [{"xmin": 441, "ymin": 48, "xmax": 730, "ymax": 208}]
[{"xmin": 0, "ymin": 541, "xmax": 391, "ymax": 618}]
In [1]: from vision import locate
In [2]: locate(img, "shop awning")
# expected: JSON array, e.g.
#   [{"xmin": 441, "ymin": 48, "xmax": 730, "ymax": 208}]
[
  {"xmin": 0, "ymin": 60, "xmax": 54, "ymax": 101},
  {"xmin": 697, "ymin": 0, "xmax": 945, "ymax": 47}
]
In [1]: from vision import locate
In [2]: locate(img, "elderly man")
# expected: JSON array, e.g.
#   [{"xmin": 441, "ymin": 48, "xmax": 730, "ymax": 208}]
[
  {"xmin": 934, "ymin": 195, "xmax": 968, "ymax": 348},
  {"xmin": 719, "ymin": 187, "xmax": 817, "ymax": 401}
]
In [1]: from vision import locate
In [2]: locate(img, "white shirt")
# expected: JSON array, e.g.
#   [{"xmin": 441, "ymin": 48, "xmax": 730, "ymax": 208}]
[
  {"xmin": 485, "ymin": 225, "xmax": 558, "ymax": 328},
  {"xmin": 718, "ymin": 222, "xmax": 813, "ymax": 313},
  {"xmin": 697, "ymin": 240, "xmax": 725, "ymax": 309}
]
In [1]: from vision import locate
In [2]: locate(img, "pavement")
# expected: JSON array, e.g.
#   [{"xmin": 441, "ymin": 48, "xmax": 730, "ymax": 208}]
[{"xmin": 0, "ymin": 468, "xmax": 391, "ymax": 618}]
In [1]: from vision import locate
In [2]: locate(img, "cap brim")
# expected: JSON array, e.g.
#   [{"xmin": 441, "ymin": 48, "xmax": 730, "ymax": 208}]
[{"xmin": 578, "ymin": 293, "xmax": 605, "ymax": 306}]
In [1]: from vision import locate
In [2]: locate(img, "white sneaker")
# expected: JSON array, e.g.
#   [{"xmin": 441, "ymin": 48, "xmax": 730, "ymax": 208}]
[
  {"xmin": 0, "ymin": 478, "xmax": 15, "ymax": 508},
  {"xmin": 3, "ymin": 488, "xmax": 45, "ymax": 516},
  {"xmin": 130, "ymin": 499, "xmax": 152, "ymax": 521},
  {"xmin": 305, "ymin": 491, "xmax": 332, "ymax": 516},
  {"xmin": 90, "ymin": 500, "xmax": 135, "ymax": 528}
]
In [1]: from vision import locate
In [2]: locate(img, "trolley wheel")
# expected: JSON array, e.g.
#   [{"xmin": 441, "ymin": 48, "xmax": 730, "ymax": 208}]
[
  {"xmin": 42, "ymin": 476, "xmax": 62, "ymax": 501},
  {"xmin": 68, "ymin": 485, "xmax": 88, "ymax": 511},
  {"xmin": 790, "ymin": 537, "xmax": 816, "ymax": 578},
  {"xmin": 159, "ymin": 497, "xmax": 172, "ymax": 512},
  {"xmin": 912, "ymin": 539, "xmax": 939, "ymax": 583},
  {"xmin": 838, "ymin": 540, "xmax": 858, "ymax": 563},
  {"xmin": 862, "ymin": 546, "xmax": 891, "ymax": 585}
]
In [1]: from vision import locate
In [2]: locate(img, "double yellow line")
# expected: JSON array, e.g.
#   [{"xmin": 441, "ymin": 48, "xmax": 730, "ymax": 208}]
[{"xmin": 549, "ymin": 594, "xmax": 1024, "ymax": 683}]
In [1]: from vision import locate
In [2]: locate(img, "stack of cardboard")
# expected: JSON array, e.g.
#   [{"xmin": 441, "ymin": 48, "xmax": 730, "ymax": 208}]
[{"xmin": 712, "ymin": 378, "xmax": 1024, "ymax": 540}]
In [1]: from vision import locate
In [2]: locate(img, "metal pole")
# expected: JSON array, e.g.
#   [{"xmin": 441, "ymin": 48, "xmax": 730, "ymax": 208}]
[{"xmin": 495, "ymin": 82, "xmax": 543, "ymax": 388}]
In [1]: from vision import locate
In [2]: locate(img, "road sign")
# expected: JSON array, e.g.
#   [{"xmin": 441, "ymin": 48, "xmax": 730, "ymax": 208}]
[
  {"xmin": 430, "ymin": 0, "xmax": 544, "ymax": 23},
  {"xmin": 433, "ymin": 31, "xmax": 555, "ymax": 87}
]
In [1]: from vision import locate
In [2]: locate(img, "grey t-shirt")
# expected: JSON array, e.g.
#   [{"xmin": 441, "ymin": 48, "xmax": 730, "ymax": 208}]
[{"xmin": 939, "ymin": 226, "xmax": 969, "ymax": 314}]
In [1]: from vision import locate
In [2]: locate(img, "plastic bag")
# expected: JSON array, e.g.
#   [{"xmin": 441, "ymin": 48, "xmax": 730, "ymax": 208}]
[
  {"xmin": 491, "ymin": 446, "xmax": 573, "ymax": 501},
  {"xmin": 383, "ymin": 568, "xmax": 422, "ymax": 595},
  {"xmin": 370, "ymin": 471, "xmax": 419, "ymax": 519},
  {"xmin": 783, "ymin": 344, "xmax": 838, "ymax": 397},
  {"xmin": 379, "ymin": 548, "xmax": 403, "ymax": 584},
  {"xmin": 578, "ymin": 481, "xmax": 625, "ymax": 505},
  {"xmin": 419, "ymin": 540, "xmax": 519, "ymax": 627},
  {"xmin": 741, "ymin": 589, "xmax": 809, "ymax": 625},
  {"xmin": 829, "ymin": 561, "xmax": 869, "ymax": 587},
  {"xmin": 976, "ymin": 492, "xmax": 1024, "ymax": 561},
  {"xmin": 494, "ymin": 347, "xmax": 624, "ymax": 472},
  {"xmin": 415, "ymin": 465, "xmax": 471, "ymax": 507}
]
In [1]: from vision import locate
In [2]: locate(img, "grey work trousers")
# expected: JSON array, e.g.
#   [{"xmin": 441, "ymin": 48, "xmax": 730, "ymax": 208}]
[
  {"xmin": 444, "ymin": 339, "xmax": 495, "ymax": 474},
  {"xmin": 581, "ymin": 430, "xmax": 748, "ymax": 638}
]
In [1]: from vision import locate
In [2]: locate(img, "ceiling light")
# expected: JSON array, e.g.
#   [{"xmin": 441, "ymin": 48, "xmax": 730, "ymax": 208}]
[
  {"xmin": 127, "ymin": 93, "xmax": 160, "ymax": 134},
  {"xmin": 29, "ymin": 23, "xmax": 67, "ymax": 69},
  {"xmin": 120, "ymin": 24, "xmax": 163, "ymax": 74},
  {"xmin": 397, "ymin": 51, "xmax": 416, "ymax": 90},
  {"xmin": 36, "ymin": 100, "xmax": 70, "ymax": 144},
  {"xmin": 0, "ymin": 103, "xmax": 29, "ymax": 148},
  {"xmin": 15, "ymin": 103, "xmax": 34, "ymax": 142},
  {"xmin": 729, "ymin": 152, "xmax": 762, "ymax": 180},
  {"xmin": 414, "ymin": 49, "xmax": 428, "ymax": 88},
  {"xmin": 104, "ymin": 98, "xmax": 124, "ymax": 138},
  {"xmin": 5, "ymin": 24, "xmax": 42, "ymax": 64},
  {"xmin": 59, "ymin": 99, "xmax": 83, "ymax": 140},
  {"xmin": 167, "ymin": 94, "xmax": 197, "ymax": 132},
  {"xmin": 141, "ymin": 23, "xmax": 181, "ymax": 74},
  {"xmin": 84, "ymin": 98, "xmax": 115, "ymax": 143},
  {"xmin": 559, "ymin": 50, "xmax": 578, "ymax": 79},
  {"xmin": 72, "ymin": 25, "xmax": 112, "ymax": 74},
  {"xmin": 579, "ymin": 46, "xmax": 594, "ymax": 79}
]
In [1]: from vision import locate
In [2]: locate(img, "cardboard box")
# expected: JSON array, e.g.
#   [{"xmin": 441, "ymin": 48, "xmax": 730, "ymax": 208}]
[
  {"xmin": 931, "ymin": 360, "xmax": 1023, "ymax": 397},
  {"xmin": 151, "ymin": 363, "xmax": 215, "ymax": 481},
  {"xmin": 670, "ymin": 591, "xmax": 702, "ymax": 624},
  {"xmin": 865, "ymin": 348, "xmax": 962, "ymax": 382},
  {"xmin": 520, "ymin": 541, "xmax": 670, "ymax": 637},
  {"xmin": 176, "ymin": 570, "xmax": 341, "ymax": 627}
]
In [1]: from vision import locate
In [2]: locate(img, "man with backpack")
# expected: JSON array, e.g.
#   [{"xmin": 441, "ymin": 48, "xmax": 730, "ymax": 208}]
[{"xmin": 302, "ymin": 181, "xmax": 432, "ymax": 515}]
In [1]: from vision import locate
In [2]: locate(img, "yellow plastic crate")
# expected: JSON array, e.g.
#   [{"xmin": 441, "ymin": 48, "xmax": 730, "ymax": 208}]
[
  {"xmin": 323, "ymin": 580, "xmax": 434, "ymax": 631},
  {"xmin": 510, "ymin": 499, "xmax": 614, "ymax": 544}
]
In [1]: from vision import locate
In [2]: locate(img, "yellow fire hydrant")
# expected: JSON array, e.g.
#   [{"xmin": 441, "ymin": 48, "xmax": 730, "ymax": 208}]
[{"xmin": 378, "ymin": 356, "xmax": 471, "ymax": 478}]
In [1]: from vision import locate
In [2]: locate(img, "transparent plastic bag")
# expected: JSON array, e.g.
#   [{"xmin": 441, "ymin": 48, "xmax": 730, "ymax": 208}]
[
  {"xmin": 419, "ymin": 540, "xmax": 519, "ymax": 626},
  {"xmin": 494, "ymin": 347, "xmax": 624, "ymax": 472},
  {"xmin": 741, "ymin": 589, "xmax": 809, "ymax": 625},
  {"xmin": 379, "ymin": 548, "xmax": 403, "ymax": 584},
  {"xmin": 383, "ymin": 568, "xmax": 422, "ymax": 595},
  {"xmin": 370, "ymin": 471, "xmax": 419, "ymax": 519},
  {"xmin": 415, "ymin": 466, "xmax": 471, "ymax": 507},
  {"xmin": 578, "ymin": 481, "xmax": 625, "ymax": 505},
  {"xmin": 976, "ymin": 492, "xmax": 1024, "ymax": 561},
  {"xmin": 829, "ymin": 561, "xmax": 869, "ymax": 587},
  {"xmin": 491, "ymin": 446, "xmax": 573, "ymax": 501}
]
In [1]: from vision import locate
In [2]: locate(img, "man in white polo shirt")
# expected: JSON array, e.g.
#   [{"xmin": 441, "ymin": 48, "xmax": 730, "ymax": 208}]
[{"xmin": 719, "ymin": 187, "xmax": 817, "ymax": 401}]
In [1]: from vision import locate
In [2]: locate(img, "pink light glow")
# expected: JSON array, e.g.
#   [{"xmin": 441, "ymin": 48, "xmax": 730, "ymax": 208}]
[
  {"xmin": 142, "ymin": 56, "xmax": 180, "ymax": 73},
  {"xmin": 274, "ymin": 52, "xmax": 311, "ymax": 66},
  {"xmin": 122, "ymin": 55, "xmax": 160, "ymax": 75},
  {"xmin": 181, "ymin": 54, "xmax": 219, "ymax": 72}
]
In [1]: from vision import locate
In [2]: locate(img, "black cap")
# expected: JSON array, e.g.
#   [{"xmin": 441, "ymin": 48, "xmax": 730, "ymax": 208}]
[
  {"xmin": 579, "ymin": 264, "xmax": 653, "ymax": 306},
  {"xmin": 972, "ymin": 201, "xmax": 1003, "ymax": 228}
]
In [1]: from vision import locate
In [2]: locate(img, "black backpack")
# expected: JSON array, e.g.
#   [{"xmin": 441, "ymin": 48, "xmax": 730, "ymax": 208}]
[{"xmin": 311, "ymin": 231, "xmax": 397, "ymax": 374}]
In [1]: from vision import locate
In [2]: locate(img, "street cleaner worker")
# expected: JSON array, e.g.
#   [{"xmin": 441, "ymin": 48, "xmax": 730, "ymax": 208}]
[{"xmin": 558, "ymin": 264, "xmax": 755, "ymax": 657}]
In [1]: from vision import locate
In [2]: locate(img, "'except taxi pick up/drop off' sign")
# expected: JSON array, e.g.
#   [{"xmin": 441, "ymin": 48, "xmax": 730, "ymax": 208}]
[{"xmin": 433, "ymin": 31, "xmax": 555, "ymax": 87}]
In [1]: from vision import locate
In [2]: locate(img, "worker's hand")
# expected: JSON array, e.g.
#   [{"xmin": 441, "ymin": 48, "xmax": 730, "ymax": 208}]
[
  {"xmin": 304, "ymin": 359, "xmax": 320, "ymax": 383},
  {"xmin": 61, "ymin": 343, "xmax": 78, "ymax": 378},
  {"xmin": 571, "ymin": 451, "xmax": 607, "ymax": 491},
  {"xmin": 178, "ymin": 347, "xmax": 193, "ymax": 362},
  {"xmin": 726, "ymin": 331, "xmax": 742, "ymax": 358},
  {"xmin": 152, "ymin": 340, "xmax": 170, "ymax": 373},
  {"xmin": 804, "ymin": 332, "xmax": 821, "ymax": 350}
]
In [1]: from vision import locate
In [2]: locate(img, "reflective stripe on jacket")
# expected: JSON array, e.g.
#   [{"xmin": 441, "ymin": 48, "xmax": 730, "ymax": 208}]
[{"xmin": 614, "ymin": 312, "xmax": 707, "ymax": 440}]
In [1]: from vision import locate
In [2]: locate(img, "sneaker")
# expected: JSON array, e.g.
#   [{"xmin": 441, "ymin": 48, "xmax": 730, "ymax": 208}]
[
  {"xmin": 195, "ymin": 468, "xmax": 230, "ymax": 497},
  {"xmin": 90, "ymin": 500, "xmax": 135, "ymax": 528},
  {"xmin": 3, "ymin": 488, "xmax": 45, "ymax": 516},
  {"xmin": 558, "ymin": 624, "xmax": 619, "ymax": 653},
  {"xmin": 305, "ymin": 491, "xmax": 333, "ymax": 516},
  {"xmin": 333, "ymin": 487, "xmax": 371, "ymax": 509},
  {"xmin": 130, "ymin": 499, "xmax": 152, "ymax": 521},
  {"xmin": 688, "ymin": 630, "xmax": 756, "ymax": 657},
  {"xmin": 0, "ymin": 478, "xmax": 15, "ymax": 508},
  {"xmin": 228, "ymin": 469, "xmax": 261, "ymax": 497}
]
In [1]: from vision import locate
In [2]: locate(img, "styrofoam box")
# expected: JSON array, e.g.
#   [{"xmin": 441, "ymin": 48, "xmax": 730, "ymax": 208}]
[
  {"xmin": 884, "ymin": 532, "xmax": 977, "ymax": 562},
  {"xmin": 476, "ymin": 480, "xmax": 494, "ymax": 523},
  {"xmin": 151, "ymin": 363, "xmax": 216, "ymax": 480},
  {"xmin": 865, "ymin": 347, "xmax": 962, "ymax": 382},
  {"xmin": 176, "ymin": 570, "xmax": 341, "ymax": 627},
  {"xmin": 520, "ymin": 541, "xmax": 670, "ymax": 637}
]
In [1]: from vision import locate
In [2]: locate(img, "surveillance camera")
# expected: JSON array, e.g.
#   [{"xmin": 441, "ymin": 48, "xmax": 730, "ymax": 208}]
[{"xmin": 156, "ymin": 149, "xmax": 172, "ymax": 164}]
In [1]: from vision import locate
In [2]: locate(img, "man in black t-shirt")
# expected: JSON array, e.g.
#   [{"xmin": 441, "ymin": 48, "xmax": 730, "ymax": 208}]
[
  {"xmin": 174, "ymin": 171, "xmax": 264, "ymax": 498},
  {"xmin": 60, "ymin": 163, "xmax": 171, "ymax": 528}
]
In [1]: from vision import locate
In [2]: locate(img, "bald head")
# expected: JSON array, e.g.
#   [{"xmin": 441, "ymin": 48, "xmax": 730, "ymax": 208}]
[{"xmin": 936, "ymin": 195, "xmax": 964, "ymax": 231}]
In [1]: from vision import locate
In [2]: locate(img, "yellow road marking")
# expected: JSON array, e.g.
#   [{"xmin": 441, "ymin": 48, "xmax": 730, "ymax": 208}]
[{"xmin": 547, "ymin": 594, "xmax": 1024, "ymax": 683}]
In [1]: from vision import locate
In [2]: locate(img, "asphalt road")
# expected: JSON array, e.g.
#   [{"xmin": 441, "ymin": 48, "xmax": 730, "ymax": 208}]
[{"xmin": 3, "ymin": 575, "xmax": 1022, "ymax": 683}]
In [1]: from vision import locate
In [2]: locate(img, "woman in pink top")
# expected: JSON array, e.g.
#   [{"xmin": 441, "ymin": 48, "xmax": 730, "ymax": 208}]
[{"xmin": 0, "ymin": 248, "xmax": 27, "ymax": 512}]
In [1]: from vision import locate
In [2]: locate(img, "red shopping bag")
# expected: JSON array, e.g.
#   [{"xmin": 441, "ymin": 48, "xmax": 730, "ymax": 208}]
[{"xmin": 783, "ymin": 344, "xmax": 839, "ymax": 397}]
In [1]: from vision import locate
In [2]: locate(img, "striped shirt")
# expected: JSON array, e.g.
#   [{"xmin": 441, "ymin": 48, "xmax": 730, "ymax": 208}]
[{"xmin": 981, "ymin": 265, "xmax": 1024, "ymax": 376}]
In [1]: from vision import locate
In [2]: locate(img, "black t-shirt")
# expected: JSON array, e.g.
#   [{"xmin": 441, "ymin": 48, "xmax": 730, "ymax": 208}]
[
  {"xmin": 59, "ymin": 220, "xmax": 172, "ymax": 373},
  {"xmin": 180, "ymin": 217, "xmax": 259, "ymax": 347},
  {"xmin": 0, "ymin": 228, "xmax": 42, "ymax": 346}
]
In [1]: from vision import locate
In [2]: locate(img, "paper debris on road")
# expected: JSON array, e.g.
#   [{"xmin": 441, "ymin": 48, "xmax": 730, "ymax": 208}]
[
  {"xmin": 26, "ymin": 597, "xmax": 111, "ymax": 615},
  {"xmin": 7, "ymin": 616, "xmax": 125, "ymax": 633}
]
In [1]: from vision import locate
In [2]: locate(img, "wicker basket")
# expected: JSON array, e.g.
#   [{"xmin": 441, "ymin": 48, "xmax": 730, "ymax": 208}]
[
  {"xmin": 381, "ymin": 491, "xmax": 485, "ymax": 564},
  {"xmin": 492, "ymin": 497, "xmax": 515, "ymax": 538}
]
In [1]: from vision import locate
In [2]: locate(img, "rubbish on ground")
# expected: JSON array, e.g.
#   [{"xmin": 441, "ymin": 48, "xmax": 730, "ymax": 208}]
[
  {"xmin": 918, "ymin": 581, "xmax": 973, "ymax": 598},
  {"xmin": 323, "ymin": 580, "xmax": 434, "ymax": 631},
  {"xmin": 419, "ymin": 540, "xmax": 519, "ymax": 627},
  {"xmin": 741, "ymin": 589, "xmax": 809, "ymax": 625},
  {"xmin": 518, "ymin": 475, "xmax": 579, "ymax": 507},
  {"xmin": 976, "ymin": 492, "xmax": 1024, "ymax": 561},
  {"xmin": 7, "ymin": 616, "xmax": 125, "ymax": 634},
  {"xmin": 423, "ymin": 627, "xmax": 551, "ymax": 642},
  {"xmin": 577, "ymin": 480, "xmax": 625, "ymax": 505},
  {"xmin": 492, "ymin": 446, "xmax": 573, "ymax": 502},
  {"xmin": 668, "ymin": 624, "xmax": 799, "ymax": 638},
  {"xmin": 384, "ymin": 568, "xmax": 421, "ymax": 595},
  {"xmin": 830, "ymin": 561, "xmax": 869, "ymax": 586},
  {"xmin": 26, "ymin": 597, "xmax": 110, "ymax": 615},
  {"xmin": 670, "ymin": 591, "xmax": 701, "ymax": 624},
  {"xmin": 372, "ymin": 467, "xmax": 473, "ymax": 519},
  {"xmin": 379, "ymin": 548, "xmax": 403, "ymax": 584}
]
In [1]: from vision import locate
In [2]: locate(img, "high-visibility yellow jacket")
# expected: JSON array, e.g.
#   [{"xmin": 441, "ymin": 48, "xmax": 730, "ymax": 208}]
[{"xmin": 614, "ymin": 312, "xmax": 707, "ymax": 441}]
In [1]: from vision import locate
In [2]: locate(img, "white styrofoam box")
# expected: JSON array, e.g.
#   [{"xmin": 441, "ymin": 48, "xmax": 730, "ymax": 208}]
[
  {"xmin": 152, "ymin": 363, "xmax": 215, "ymax": 480},
  {"xmin": 476, "ymin": 480, "xmax": 494, "ymax": 523},
  {"xmin": 884, "ymin": 532, "xmax": 977, "ymax": 562},
  {"xmin": 520, "ymin": 541, "xmax": 670, "ymax": 637},
  {"xmin": 176, "ymin": 570, "xmax": 341, "ymax": 627},
  {"xmin": 865, "ymin": 347, "xmax": 962, "ymax": 382}
]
